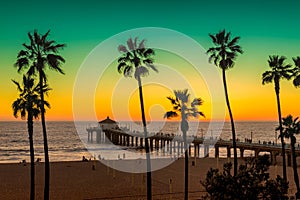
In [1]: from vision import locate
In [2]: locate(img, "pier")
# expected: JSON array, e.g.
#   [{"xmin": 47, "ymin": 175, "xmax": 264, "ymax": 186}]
[{"xmin": 86, "ymin": 127, "xmax": 300, "ymax": 166}]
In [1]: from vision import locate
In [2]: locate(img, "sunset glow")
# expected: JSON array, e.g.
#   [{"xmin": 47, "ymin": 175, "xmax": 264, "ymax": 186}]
[{"xmin": 1, "ymin": 0, "xmax": 300, "ymax": 121}]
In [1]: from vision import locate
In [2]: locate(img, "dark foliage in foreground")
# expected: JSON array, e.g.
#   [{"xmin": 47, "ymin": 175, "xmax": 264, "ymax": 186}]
[{"xmin": 201, "ymin": 155, "xmax": 289, "ymax": 200}]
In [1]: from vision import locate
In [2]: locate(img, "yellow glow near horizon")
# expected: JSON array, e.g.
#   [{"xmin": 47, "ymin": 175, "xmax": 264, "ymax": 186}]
[{"xmin": 3, "ymin": 50, "xmax": 300, "ymax": 122}]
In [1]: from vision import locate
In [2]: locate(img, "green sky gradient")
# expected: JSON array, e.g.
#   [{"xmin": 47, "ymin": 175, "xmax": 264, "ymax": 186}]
[{"xmin": 1, "ymin": 0, "xmax": 300, "ymax": 120}]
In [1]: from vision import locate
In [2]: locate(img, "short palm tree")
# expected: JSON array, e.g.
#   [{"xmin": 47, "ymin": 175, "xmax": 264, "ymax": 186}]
[
  {"xmin": 292, "ymin": 56, "xmax": 300, "ymax": 87},
  {"xmin": 207, "ymin": 29, "xmax": 243, "ymax": 176},
  {"xmin": 164, "ymin": 89, "xmax": 204, "ymax": 200},
  {"xmin": 12, "ymin": 75, "xmax": 50, "ymax": 200},
  {"xmin": 14, "ymin": 30, "xmax": 65, "ymax": 200},
  {"xmin": 262, "ymin": 55, "xmax": 293, "ymax": 181},
  {"xmin": 117, "ymin": 37, "xmax": 157, "ymax": 200},
  {"xmin": 279, "ymin": 115, "xmax": 300, "ymax": 198}
]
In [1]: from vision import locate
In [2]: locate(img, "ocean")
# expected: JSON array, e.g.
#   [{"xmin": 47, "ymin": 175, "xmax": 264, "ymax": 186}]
[{"xmin": 0, "ymin": 120, "xmax": 288, "ymax": 163}]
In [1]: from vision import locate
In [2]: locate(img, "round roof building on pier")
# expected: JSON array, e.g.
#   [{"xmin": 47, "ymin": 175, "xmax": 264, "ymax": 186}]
[{"xmin": 98, "ymin": 116, "xmax": 118, "ymax": 130}]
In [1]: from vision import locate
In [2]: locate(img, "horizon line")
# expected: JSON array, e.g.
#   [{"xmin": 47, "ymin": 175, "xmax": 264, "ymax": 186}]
[{"xmin": 1, "ymin": 119, "xmax": 279, "ymax": 122}]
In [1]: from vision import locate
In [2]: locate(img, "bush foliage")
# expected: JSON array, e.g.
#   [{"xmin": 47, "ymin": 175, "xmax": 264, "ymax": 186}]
[{"xmin": 201, "ymin": 155, "xmax": 289, "ymax": 200}]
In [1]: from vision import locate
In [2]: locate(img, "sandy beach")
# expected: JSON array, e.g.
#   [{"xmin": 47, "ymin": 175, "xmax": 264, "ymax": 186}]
[{"xmin": 0, "ymin": 156, "xmax": 299, "ymax": 200}]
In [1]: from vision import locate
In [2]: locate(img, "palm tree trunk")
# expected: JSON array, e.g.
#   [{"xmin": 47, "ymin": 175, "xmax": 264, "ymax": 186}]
[
  {"xmin": 39, "ymin": 72, "xmax": 50, "ymax": 200},
  {"xmin": 222, "ymin": 69, "xmax": 237, "ymax": 176},
  {"xmin": 28, "ymin": 112, "xmax": 35, "ymax": 200},
  {"xmin": 137, "ymin": 75, "xmax": 152, "ymax": 200},
  {"xmin": 291, "ymin": 137, "xmax": 300, "ymax": 196},
  {"xmin": 275, "ymin": 81, "xmax": 287, "ymax": 182},
  {"xmin": 183, "ymin": 129, "xmax": 188, "ymax": 200}
]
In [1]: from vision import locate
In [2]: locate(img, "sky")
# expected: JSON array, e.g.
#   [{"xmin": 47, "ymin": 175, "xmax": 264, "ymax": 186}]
[{"xmin": 0, "ymin": 0, "xmax": 300, "ymax": 121}]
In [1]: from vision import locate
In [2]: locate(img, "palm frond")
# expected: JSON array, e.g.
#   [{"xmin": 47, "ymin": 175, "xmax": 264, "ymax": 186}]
[
  {"xmin": 12, "ymin": 79, "xmax": 23, "ymax": 92},
  {"xmin": 145, "ymin": 63, "xmax": 158, "ymax": 73},
  {"xmin": 32, "ymin": 108, "xmax": 40, "ymax": 119},
  {"xmin": 46, "ymin": 44, "xmax": 65, "ymax": 53},
  {"xmin": 46, "ymin": 54, "xmax": 65, "ymax": 74},
  {"xmin": 36, "ymin": 84, "xmax": 52, "ymax": 96},
  {"xmin": 134, "ymin": 66, "xmax": 149, "ymax": 79},
  {"xmin": 133, "ymin": 37, "xmax": 138, "ymax": 49},
  {"xmin": 293, "ymin": 57, "xmax": 300, "ymax": 67},
  {"xmin": 175, "ymin": 89, "xmax": 190, "ymax": 103},
  {"xmin": 228, "ymin": 36, "xmax": 240, "ymax": 47},
  {"xmin": 209, "ymin": 34, "xmax": 217, "ymax": 44},
  {"xmin": 143, "ymin": 58, "xmax": 153, "ymax": 64},
  {"xmin": 293, "ymin": 75, "xmax": 300, "ymax": 87},
  {"xmin": 117, "ymin": 56, "xmax": 128, "ymax": 63},
  {"xmin": 27, "ymin": 32, "xmax": 35, "ymax": 48},
  {"xmin": 14, "ymin": 57, "xmax": 29, "ymax": 70},
  {"xmin": 262, "ymin": 71, "xmax": 274, "ymax": 85},
  {"xmin": 167, "ymin": 96, "xmax": 178, "ymax": 105},
  {"xmin": 33, "ymin": 30, "xmax": 41, "ymax": 45},
  {"xmin": 12, "ymin": 99, "xmax": 22, "ymax": 118},
  {"xmin": 218, "ymin": 29, "xmax": 226, "ymax": 44},
  {"xmin": 123, "ymin": 66, "xmax": 133, "ymax": 77},
  {"xmin": 164, "ymin": 111, "xmax": 178, "ymax": 119},
  {"xmin": 127, "ymin": 38, "xmax": 134, "ymax": 51},
  {"xmin": 118, "ymin": 45, "xmax": 128, "ymax": 53},
  {"xmin": 17, "ymin": 50, "xmax": 28, "ymax": 58},
  {"xmin": 191, "ymin": 98, "xmax": 204, "ymax": 107},
  {"xmin": 44, "ymin": 40, "xmax": 55, "ymax": 48},
  {"xmin": 26, "ymin": 65, "xmax": 37, "ymax": 77},
  {"xmin": 43, "ymin": 100, "xmax": 51, "ymax": 109},
  {"xmin": 143, "ymin": 48, "xmax": 154, "ymax": 57},
  {"xmin": 278, "ymin": 56, "xmax": 287, "ymax": 65},
  {"xmin": 41, "ymin": 30, "xmax": 50, "ymax": 44},
  {"xmin": 198, "ymin": 111, "xmax": 205, "ymax": 117},
  {"xmin": 138, "ymin": 39, "xmax": 145, "ymax": 49},
  {"xmin": 117, "ymin": 62, "xmax": 127, "ymax": 73},
  {"xmin": 22, "ymin": 43, "xmax": 33, "ymax": 52},
  {"xmin": 224, "ymin": 31, "xmax": 231, "ymax": 43},
  {"xmin": 206, "ymin": 47, "xmax": 217, "ymax": 54}
]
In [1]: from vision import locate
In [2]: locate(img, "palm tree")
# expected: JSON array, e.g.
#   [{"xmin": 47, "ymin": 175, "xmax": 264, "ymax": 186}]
[
  {"xmin": 292, "ymin": 56, "xmax": 300, "ymax": 87},
  {"xmin": 117, "ymin": 37, "xmax": 157, "ymax": 200},
  {"xmin": 164, "ymin": 89, "xmax": 204, "ymax": 200},
  {"xmin": 12, "ymin": 75, "xmax": 50, "ymax": 200},
  {"xmin": 279, "ymin": 115, "xmax": 300, "ymax": 198},
  {"xmin": 14, "ymin": 30, "xmax": 65, "ymax": 200},
  {"xmin": 206, "ymin": 29, "xmax": 243, "ymax": 176},
  {"xmin": 262, "ymin": 55, "xmax": 293, "ymax": 181}
]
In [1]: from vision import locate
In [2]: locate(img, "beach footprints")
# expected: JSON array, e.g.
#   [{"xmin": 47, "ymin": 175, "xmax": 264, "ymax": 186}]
[{"xmin": 73, "ymin": 27, "xmax": 225, "ymax": 173}]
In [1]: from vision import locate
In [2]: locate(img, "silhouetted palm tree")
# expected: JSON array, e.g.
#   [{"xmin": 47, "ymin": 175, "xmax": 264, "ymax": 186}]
[
  {"xmin": 279, "ymin": 115, "xmax": 300, "ymax": 198},
  {"xmin": 12, "ymin": 75, "xmax": 50, "ymax": 200},
  {"xmin": 164, "ymin": 89, "xmax": 204, "ymax": 200},
  {"xmin": 207, "ymin": 29, "xmax": 243, "ymax": 176},
  {"xmin": 14, "ymin": 30, "xmax": 65, "ymax": 200},
  {"xmin": 117, "ymin": 37, "xmax": 157, "ymax": 200},
  {"xmin": 262, "ymin": 55, "xmax": 293, "ymax": 181},
  {"xmin": 292, "ymin": 56, "xmax": 300, "ymax": 87}
]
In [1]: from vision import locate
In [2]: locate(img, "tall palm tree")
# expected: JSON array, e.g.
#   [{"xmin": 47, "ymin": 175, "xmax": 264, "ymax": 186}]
[
  {"xmin": 164, "ymin": 89, "xmax": 204, "ymax": 200},
  {"xmin": 12, "ymin": 75, "xmax": 50, "ymax": 200},
  {"xmin": 279, "ymin": 115, "xmax": 300, "ymax": 198},
  {"xmin": 117, "ymin": 37, "xmax": 157, "ymax": 200},
  {"xmin": 14, "ymin": 30, "xmax": 65, "ymax": 200},
  {"xmin": 206, "ymin": 29, "xmax": 243, "ymax": 176},
  {"xmin": 262, "ymin": 55, "xmax": 293, "ymax": 181},
  {"xmin": 292, "ymin": 56, "xmax": 300, "ymax": 87}
]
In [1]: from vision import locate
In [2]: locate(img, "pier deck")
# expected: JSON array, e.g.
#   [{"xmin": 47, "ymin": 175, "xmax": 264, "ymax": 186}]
[{"xmin": 86, "ymin": 127, "xmax": 300, "ymax": 165}]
